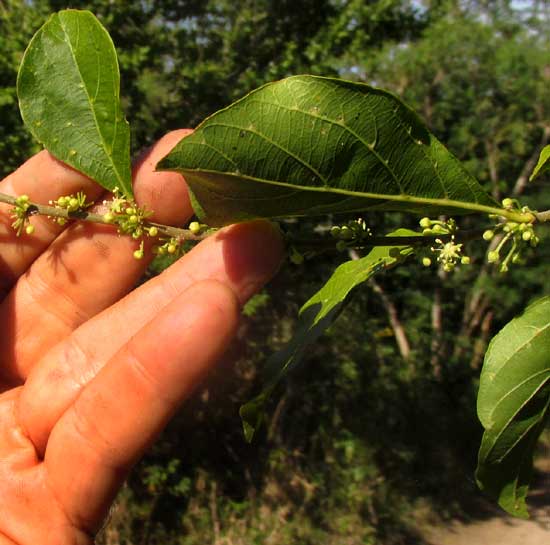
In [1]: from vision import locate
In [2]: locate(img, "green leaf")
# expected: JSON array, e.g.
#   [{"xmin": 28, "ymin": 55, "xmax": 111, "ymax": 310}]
[
  {"xmin": 240, "ymin": 229, "xmax": 416, "ymax": 441},
  {"xmin": 476, "ymin": 296, "xmax": 550, "ymax": 518},
  {"xmin": 17, "ymin": 10, "xmax": 132, "ymax": 197},
  {"xmin": 158, "ymin": 75, "xmax": 496, "ymax": 226},
  {"xmin": 529, "ymin": 145, "xmax": 550, "ymax": 182}
]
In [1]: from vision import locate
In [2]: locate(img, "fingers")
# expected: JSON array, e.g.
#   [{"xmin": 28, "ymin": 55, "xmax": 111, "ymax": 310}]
[
  {"xmin": 0, "ymin": 151, "xmax": 102, "ymax": 299},
  {"xmin": 0, "ymin": 130, "xmax": 193, "ymax": 383},
  {"xmin": 44, "ymin": 280, "xmax": 240, "ymax": 533},
  {"xmin": 18, "ymin": 220, "xmax": 284, "ymax": 455},
  {"xmin": 133, "ymin": 129, "xmax": 193, "ymax": 224}
]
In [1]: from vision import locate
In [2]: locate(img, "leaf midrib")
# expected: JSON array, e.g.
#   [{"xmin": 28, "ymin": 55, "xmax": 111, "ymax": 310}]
[
  {"xmin": 58, "ymin": 13, "xmax": 125, "ymax": 188},
  {"xmin": 182, "ymin": 166, "xmax": 505, "ymax": 217},
  {"xmin": 483, "ymin": 386, "xmax": 550, "ymax": 464},
  {"xmin": 483, "ymin": 372, "xmax": 550, "ymax": 461}
]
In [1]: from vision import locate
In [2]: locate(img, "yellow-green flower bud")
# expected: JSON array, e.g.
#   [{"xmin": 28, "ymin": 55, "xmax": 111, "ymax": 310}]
[
  {"xmin": 128, "ymin": 215, "xmax": 139, "ymax": 225},
  {"xmin": 68, "ymin": 197, "xmax": 79, "ymax": 210},
  {"xmin": 487, "ymin": 250, "xmax": 499, "ymax": 263},
  {"xmin": 419, "ymin": 217, "xmax": 432, "ymax": 229},
  {"xmin": 16, "ymin": 195, "xmax": 29, "ymax": 204},
  {"xmin": 25, "ymin": 224, "xmax": 35, "ymax": 235},
  {"xmin": 460, "ymin": 256, "xmax": 471, "ymax": 265},
  {"xmin": 148, "ymin": 226, "xmax": 159, "ymax": 237},
  {"xmin": 422, "ymin": 257, "xmax": 432, "ymax": 267},
  {"xmin": 167, "ymin": 244, "xmax": 177, "ymax": 254},
  {"xmin": 189, "ymin": 221, "xmax": 201, "ymax": 234},
  {"xmin": 340, "ymin": 226, "xmax": 353, "ymax": 240},
  {"xmin": 502, "ymin": 198, "xmax": 514, "ymax": 209},
  {"xmin": 330, "ymin": 226, "xmax": 341, "ymax": 238},
  {"xmin": 521, "ymin": 230, "xmax": 532, "ymax": 241},
  {"xmin": 431, "ymin": 224, "xmax": 448, "ymax": 235},
  {"xmin": 482, "ymin": 230, "xmax": 494, "ymax": 241},
  {"xmin": 133, "ymin": 249, "xmax": 144, "ymax": 260},
  {"xmin": 103, "ymin": 212, "xmax": 115, "ymax": 223}
]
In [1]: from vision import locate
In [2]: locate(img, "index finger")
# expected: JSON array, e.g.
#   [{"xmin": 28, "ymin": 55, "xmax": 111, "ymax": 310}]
[
  {"xmin": 0, "ymin": 151, "xmax": 103, "ymax": 298},
  {"xmin": 44, "ymin": 279, "xmax": 240, "ymax": 533}
]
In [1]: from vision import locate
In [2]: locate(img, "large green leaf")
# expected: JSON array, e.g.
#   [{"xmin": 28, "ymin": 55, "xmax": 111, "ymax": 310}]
[
  {"xmin": 530, "ymin": 144, "xmax": 550, "ymax": 182},
  {"xmin": 17, "ymin": 10, "xmax": 132, "ymax": 197},
  {"xmin": 240, "ymin": 229, "xmax": 416, "ymax": 441},
  {"xmin": 476, "ymin": 296, "xmax": 550, "ymax": 518},
  {"xmin": 158, "ymin": 75, "xmax": 496, "ymax": 226}
]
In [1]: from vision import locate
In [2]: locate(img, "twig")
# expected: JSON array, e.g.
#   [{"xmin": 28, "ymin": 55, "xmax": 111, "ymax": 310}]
[{"xmin": 0, "ymin": 191, "xmax": 209, "ymax": 241}]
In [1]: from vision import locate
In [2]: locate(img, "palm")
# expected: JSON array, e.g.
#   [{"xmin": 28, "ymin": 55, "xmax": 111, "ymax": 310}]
[{"xmin": 0, "ymin": 132, "xmax": 282, "ymax": 544}]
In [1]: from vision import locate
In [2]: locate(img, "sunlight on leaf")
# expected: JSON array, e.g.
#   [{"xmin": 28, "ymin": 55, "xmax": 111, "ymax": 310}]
[
  {"xmin": 530, "ymin": 144, "xmax": 550, "ymax": 182},
  {"xmin": 476, "ymin": 296, "xmax": 550, "ymax": 518}
]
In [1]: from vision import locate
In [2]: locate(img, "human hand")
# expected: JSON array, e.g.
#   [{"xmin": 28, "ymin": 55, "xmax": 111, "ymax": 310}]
[{"xmin": 0, "ymin": 130, "xmax": 284, "ymax": 545}]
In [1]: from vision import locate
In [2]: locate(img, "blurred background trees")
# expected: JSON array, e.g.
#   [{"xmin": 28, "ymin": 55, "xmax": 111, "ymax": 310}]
[{"xmin": 1, "ymin": 1, "xmax": 549, "ymax": 543}]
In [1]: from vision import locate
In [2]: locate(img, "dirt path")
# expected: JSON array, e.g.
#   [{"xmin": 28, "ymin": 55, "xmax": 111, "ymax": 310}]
[
  {"xmin": 422, "ymin": 509, "xmax": 549, "ymax": 545},
  {"xmin": 420, "ymin": 462, "xmax": 550, "ymax": 545}
]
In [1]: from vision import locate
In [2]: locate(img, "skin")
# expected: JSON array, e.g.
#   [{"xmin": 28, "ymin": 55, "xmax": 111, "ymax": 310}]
[{"xmin": 0, "ymin": 130, "xmax": 284, "ymax": 544}]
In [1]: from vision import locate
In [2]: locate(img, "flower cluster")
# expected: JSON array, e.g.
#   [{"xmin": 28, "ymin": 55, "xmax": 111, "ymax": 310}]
[
  {"xmin": 49, "ymin": 191, "xmax": 93, "ymax": 225},
  {"xmin": 11, "ymin": 195, "xmax": 35, "ymax": 235},
  {"xmin": 420, "ymin": 217, "xmax": 470, "ymax": 271},
  {"xmin": 152, "ymin": 237, "xmax": 182, "ymax": 258},
  {"xmin": 483, "ymin": 198, "xmax": 538, "ymax": 272},
  {"xmin": 330, "ymin": 218, "xmax": 372, "ymax": 251},
  {"xmin": 97, "ymin": 188, "xmax": 164, "ymax": 259},
  {"xmin": 102, "ymin": 188, "xmax": 153, "ymax": 240}
]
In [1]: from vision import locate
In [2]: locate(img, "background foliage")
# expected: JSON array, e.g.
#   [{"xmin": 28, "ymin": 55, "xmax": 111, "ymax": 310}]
[{"xmin": 1, "ymin": 0, "xmax": 550, "ymax": 543}]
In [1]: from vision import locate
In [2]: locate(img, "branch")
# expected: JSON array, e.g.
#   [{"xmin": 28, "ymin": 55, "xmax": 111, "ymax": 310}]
[
  {"xmin": 368, "ymin": 277, "xmax": 412, "ymax": 360},
  {"xmin": 2, "ymin": 189, "xmax": 550, "ymax": 255},
  {"xmin": 0, "ymin": 191, "xmax": 209, "ymax": 242}
]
